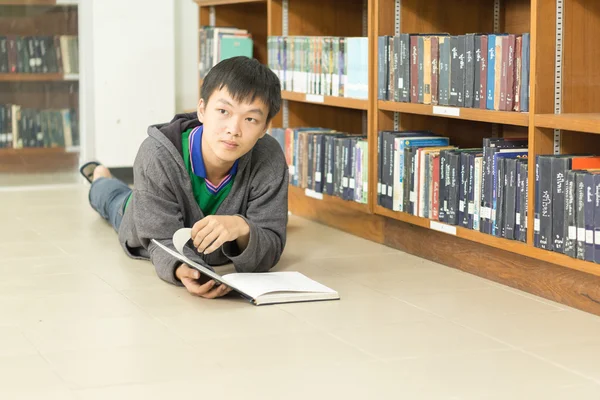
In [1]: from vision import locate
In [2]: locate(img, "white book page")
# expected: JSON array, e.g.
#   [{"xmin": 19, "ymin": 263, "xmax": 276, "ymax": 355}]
[{"xmin": 222, "ymin": 271, "xmax": 337, "ymax": 300}]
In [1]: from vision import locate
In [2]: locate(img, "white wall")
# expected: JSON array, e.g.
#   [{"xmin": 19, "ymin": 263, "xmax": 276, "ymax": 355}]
[
  {"xmin": 80, "ymin": 0, "xmax": 177, "ymax": 168},
  {"xmin": 175, "ymin": 0, "xmax": 199, "ymax": 113}
]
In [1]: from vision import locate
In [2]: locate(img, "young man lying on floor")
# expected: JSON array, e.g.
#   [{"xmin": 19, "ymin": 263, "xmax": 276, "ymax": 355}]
[{"xmin": 81, "ymin": 56, "xmax": 287, "ymax": 299}]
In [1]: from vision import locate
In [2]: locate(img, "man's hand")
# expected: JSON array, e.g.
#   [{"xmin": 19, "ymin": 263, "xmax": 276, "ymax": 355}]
[
  {"xmin": 175, "ymin": 263, "xmax": 232, "ymax": 299},
  {"xmin": 191, "ymin": 215, "xmax": 250, "ymax": 255}
]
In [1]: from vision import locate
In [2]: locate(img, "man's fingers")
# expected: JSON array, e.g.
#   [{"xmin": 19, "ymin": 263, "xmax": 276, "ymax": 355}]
[
  {"xmin": 183, "ymin": 278, "xmax": 216, "ymax": 297},
  {"xmin": 203, "ymin": 236, "xmax": 225, "ymax": 255},
  {"xmin": 196, "ymin": 230, "xmax": 220, "ymax": 253},
  {"xmin": 177, "ymin": 264, "xmax": 200, "ymax": 280},
  {"xmin": 193, "ymin": 222, "xmax": 216, "ymax": 250},
  {"xmin": 191, "ymin": 217, "xmax": 211, "ymax": 238},
  {"xmin": 201, "ymin": 282, "xmax": 230, "ymax": 299}
]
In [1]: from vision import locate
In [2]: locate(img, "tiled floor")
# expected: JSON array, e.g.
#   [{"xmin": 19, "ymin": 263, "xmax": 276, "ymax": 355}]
[{"xmin": 1, "ymin": 185, "xmax": 600, "ymax": 399}]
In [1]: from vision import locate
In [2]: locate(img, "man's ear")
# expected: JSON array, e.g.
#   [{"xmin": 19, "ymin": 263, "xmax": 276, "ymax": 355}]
[
  {"xmin": 260, "ymin": 121, "xmax": 272, "ymax": 139},
  {"xmin": 197, "ymin": 99, "xmax": 206, "ymax": 123}
]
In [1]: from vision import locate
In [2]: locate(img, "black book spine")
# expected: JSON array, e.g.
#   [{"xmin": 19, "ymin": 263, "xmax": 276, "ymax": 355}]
[
  {"xmin": 534, "ymin": 156, "xmax": 541, "ymax": 247},
  {"xmin": 552, "ymin": 157, "xmax": 571, "ymax": 253},
  {"xmin": 473, "ymin": 35, "xmax": 482, "ymax": 108},
  {"xmin": 457, "ymin": 35, "xmax": 466, "ymax": 107},
  {"xmin": 393, "ymin": 36, "xmax": 401, "ymax": 102},
  {"xmin": 439, "ymin": 150, "xmax": 448, "ymax": 223},
  {"xmin": 494, "ymin": 157, "xmax": 505, "ymax": 237},
  {"xmin": 576, "ymin": 172, "xmax": 586, "ymax": 260},
  {"xmin": 314, "ymin": 135, "xmax": 324, "ymax": 193},
  {"xmin": 504, "ymin": 159, "xmax": 518, "ymax": 240},
  {"xmin": 594, "ymin": 174, "xmax": 600, "ymax": 263},
  {"xmin": 402, "ymin": 147, "xmax": 413, "ymax": 214},
  {"xmin": 408, "ymin": 148, "xmax": 418, "ymax": 215},
  {"xmin": 400, "ymin": 34, "xmax": 410, "ymax": 102},
  {"xmin": 467, "ymin": 153, "xmax": 476, "ymax": 229},
  {"xmin": 348, "ymin": 137, "xmax": 357, "ymax": 201},
  {"xmin": 377, "ymin": 132, "xmax": 383, "ymax": 205},
  {"xmin": 448, "ymin": 152, "xmax": 459, "ymax": 225},
  {"xmin": 307, "ymin": 134, "xmax": 314, "ymax": 190},
  {"xmin": 515, "ymin": 160, "xmax": 524, "ymax": 240},
  {"xmin": 0, "ymin": 36, "xmax": 8, "ymax": 73},
  {"xmin": 449, "ymin": 36, "xmax": 459, "ymax": 106},
  {"xmin": 480, "ymin": 140, "xmax": 491, "ymax": 233},
  {"xmin": 465, "ymin": 34, "xmax": 475, "ymax": 108},
  {"xmin": 459, "ymin": 152, "xmax": 470, "ymax": 227},
  {"xmin": 381, "ymin": 132, "xmax": 390, "ymax": 208},
  {"xmin": 335, "ymin": 137, "xmax": 345, "ymax": 198},
  {"xmin": 387, "ymin": 132, "xmax": 396, "ymax": 208},
  {"xmin": 378, "ymin": 36, "xmax": 388, "ymax": 100},
  {"xmin": 418, "ymin": 36, "xmax": 424, "ymax": 103},
  {"xmin": 342, "ymin": 137, "xmax": 351, "ymax": 199},
  {"xmin": 324, "ymin": 136, "xmax": 334, "ymax": 195},
  {"xmin": 584, "ymin": 173, "xmax": 596, "ymax": 262},
  {"xmin": 539, "ymin": 156, "xmax": 553, "ymax": 250},
  {"xmin": 564, "ymin": 170, "xmax": 577, "ymax": 257}
]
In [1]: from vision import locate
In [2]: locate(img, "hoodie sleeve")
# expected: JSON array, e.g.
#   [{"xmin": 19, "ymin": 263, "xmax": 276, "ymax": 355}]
[
  {"xmin": 222, "ymin": 142, "xmax": 289, "ymax": 272},
  {"xmin": 131, "ymin": 148, "xmax": 210, "ymax": 286}
]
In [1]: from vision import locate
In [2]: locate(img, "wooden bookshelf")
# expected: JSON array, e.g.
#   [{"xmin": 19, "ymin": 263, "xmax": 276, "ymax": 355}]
[
  {"xmin": 379, "ymin": 101, "xmax": 530, "ymax": 127},
  {"xmin": 195, "ymin": 0, "xmax": 600, "ymax": 316},
  {"xmin": 535, "ymin": 113, "xmax": 600, "ymax": 135},
  {"xmin": 0, "ymin": 73, "xmax": 76, "ymax": 82},
  {"xmin": 282, "ymin": 91, "xmax": 369, "ymax": 110},
  {"xmin": 194, "ymin": 0, "xmax": 264, "ymax": 6}
]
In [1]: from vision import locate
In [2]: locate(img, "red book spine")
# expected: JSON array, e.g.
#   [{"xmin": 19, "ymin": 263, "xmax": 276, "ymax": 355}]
[
  {"xmin": 505, "ymin": 34, "xmax": 516, "ymax": 111},
  {"xmin": 513, "ymin": 36, "xmax": 522, "ymax": 112},
  {"xmin": 479, "ymin": 35, "xmax": 488, "ymax": 109}
]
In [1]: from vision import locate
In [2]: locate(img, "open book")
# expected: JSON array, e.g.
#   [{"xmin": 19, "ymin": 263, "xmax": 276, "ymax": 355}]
[{"xmin": 151, "ymin": 228, "xmax": 340, "ymax": 306}]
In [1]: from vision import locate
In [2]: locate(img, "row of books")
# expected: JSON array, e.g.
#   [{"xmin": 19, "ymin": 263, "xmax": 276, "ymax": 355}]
[
  {"xmin": 0, "ymin": 105, "xmax": 79, "ymax": 149},
  {"xmin": 0, "ymin": 35, "xmax": 79, "ymax": 75},
  {"xmin": 378, "ymin": 132, "xmax": 530, "ymax": 242},
  {"xmin": 199, "ymin": 27, "xmax": 253, "ymax": 80},
  {"xmin": 267, "ymin": 36, "xmax": 369, "ymax": 100},
  {"xmin": 378, "ymin": 33, "xmax": 530, "ymax": 112},
  {"xmin": 534, "ymin": 155, "xmax": 600, "ymax": 263},
  {"xmin": 270, "ymin": 127, "xmax": 369, "ymax": 204}
]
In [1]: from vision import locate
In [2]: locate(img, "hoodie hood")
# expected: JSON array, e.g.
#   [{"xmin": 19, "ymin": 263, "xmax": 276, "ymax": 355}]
[{"xmin": 152, "ymin": 111, "xmax": 202, "ymax": 155}]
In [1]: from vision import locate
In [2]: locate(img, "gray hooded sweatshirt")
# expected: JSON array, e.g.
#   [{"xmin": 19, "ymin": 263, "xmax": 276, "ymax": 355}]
[{"xmin": 117, "ymin": 112, "xmax": 289, "ymax": 286}]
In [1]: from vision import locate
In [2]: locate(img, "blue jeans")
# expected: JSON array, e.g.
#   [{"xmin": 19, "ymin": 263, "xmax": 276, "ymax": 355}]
[{"xmin": 89, "ymin": 177, "xmax": 132, "ymax": 232}]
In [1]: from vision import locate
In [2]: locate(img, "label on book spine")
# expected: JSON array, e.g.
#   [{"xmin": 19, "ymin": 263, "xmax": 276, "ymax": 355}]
[
  {"xmin": 315, "ymin": 172, "xmax": 322, "ymax": 182},
  {"xmin": 433, "ymin": 106, "xmax": 460, "ymax": 117},
  {"xmin": 481, "ymin": 207, "xmax": 491, "ymax": 220},
  {"xmin": 586, "ymin": 230, "xmax": 594, "ymax": 244},
  {"xmin": 327, "ymin": 173, "xmax": 333, "ymax": 184},
  {"xmin": 569, "ymin": 226, "xmax": 577, "ymax": 240},
  {"xmin": 534, "ymin": 218, "xmax": 540, "ymax": 232},
  {"xmin": 468, "ymin": 203, "xmax": 475, "ymax": 215},
  {"xmin": 430, "ymin": 221, "xmax": 457, "ymax": 235},
  {"xmin": 289, "ymin": 166, "xmax": 296, "ymax": 175},
  {"xmin": 596, "ymin": 231, "xmax": 600, "ymax": 244},
  {"xmin": 516, "ymin": 213, "xmax": 521, "ymax": 223},
  {"xmin": 459, "ymin": 200, "xmax": 465, "ymax": 212},
  {"xmin": 410, "ymin": 191, "xmax": 417, "ymax": 202},
  {"xmin": 342, "ymin": 177, "xmax": 349, "ymax": 188},
  {"xmin": 578, "ymin": 228, "xmax": 586, "ymax": 241},
  {"xmin": 305, "ymin": 189, "xmax": 323, "ymax": 200},
  {"xmin": 306, "ymin": 94, "xmax": 325, "ymax": 103},
  {"xmin": 350, "ymin": 179, "xmax": 356, "ymax": 189}
]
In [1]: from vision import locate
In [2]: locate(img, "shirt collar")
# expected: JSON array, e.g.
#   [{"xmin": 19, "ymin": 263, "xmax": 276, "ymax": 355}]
[{"xmin": 189, "ymin": 125, "xmax": 239, "ymax": 179}]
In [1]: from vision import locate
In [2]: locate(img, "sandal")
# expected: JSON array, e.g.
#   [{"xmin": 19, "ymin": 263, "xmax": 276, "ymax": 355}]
[{"xmin": 79, "ymin": 161, "xmax": 101, "ymax": 184}]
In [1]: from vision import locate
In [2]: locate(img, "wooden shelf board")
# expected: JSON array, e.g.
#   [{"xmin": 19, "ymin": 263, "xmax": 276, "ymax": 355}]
[
  {"xmin": 290, "ymin": 184, "xmax": 369, "ymax": 214},
  {"xmin": 0, "ymin": 147, "xmax": 77, "ymax": 155},
  {"xmin": 0, "ymin": 0, "xmax": 56, "ymax": 5},
  {"xmin": 194, "ymin": 0, "xmax": 264, "ymax": 6},
  {"xmin": 378, "ymin": 101, "xmax": 530, "ymax": 127},
  {"xmin": 535, "ymin": 113, "xmax": 600, "ymax": 135},
  {"xmin": 0, "ymin": 73, "xmax": 77, "ymax": 82},
  {"xmin": 282, "ymin": 91, "xmax": 369, "ymax": 111},
  {"xmin": 374, "ymin": 205, "xmax": 600, "ymax": 278}
]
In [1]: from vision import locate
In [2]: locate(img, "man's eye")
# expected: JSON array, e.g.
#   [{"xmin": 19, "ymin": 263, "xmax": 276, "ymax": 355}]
[
  {"xmin": 218, "ymin": 109, "xmax": 228, "ymax": 115},
  {"xmin": 246, "ymin": 117, "xmax": 257, "ymax": 123}
]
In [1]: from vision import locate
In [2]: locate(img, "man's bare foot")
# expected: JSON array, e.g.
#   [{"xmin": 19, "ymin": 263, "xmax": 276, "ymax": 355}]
[{"xmin": 92, "ymin": 165, "xmax": 112, "ymax": 182}]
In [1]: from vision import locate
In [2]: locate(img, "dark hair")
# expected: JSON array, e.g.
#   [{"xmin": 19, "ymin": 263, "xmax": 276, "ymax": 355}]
[{"xmin": 201, "ymin": 56, "xmax": 281, "ymax": 123}]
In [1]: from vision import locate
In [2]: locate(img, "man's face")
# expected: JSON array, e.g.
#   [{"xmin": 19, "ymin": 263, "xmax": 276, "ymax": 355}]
[{"xmin": 197, "ymin": 87, "xmax": 270, "ymax": 164}]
